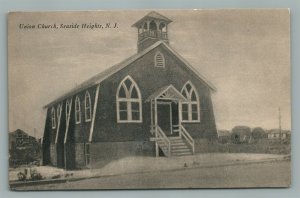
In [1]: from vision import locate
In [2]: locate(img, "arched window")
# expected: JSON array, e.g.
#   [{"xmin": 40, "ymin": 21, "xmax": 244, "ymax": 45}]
[
  {"xmin": 149, "ymin": 20, "xmax": 157, "ymax": 31},
  {"xmin": 116, "ymin": 76, "xmax": 142, "ymax": 123},
  {"xmin": 57, "ymin": 104, "xmax": 62, "ymax": 119},
  {"xmin": 75, "ymin": 96, "xmax": 81, "ymax": 124},
  {"xmin": 143, "ymin": 22, "xmax": 148, "ymax": 32},
  {"xmin": 155, "ymin": 51, "xmax": 165, "ymax": 68},
  {"xmin": 66, "ymin": 99, "xmax": 71, "ymax": 121},
  {"xmin": 159, "ymin": 22, "xmax": 167, "ymax": 32},
  {"xmin": 181, "ymin": 81, "xmax": 200, "ymax": 122},
  {"xmin": 85, "ymin": 91, "xmax": 92, "ymax": 122},
  {"xmin": 51, "ymin": 107, "xmax": 56, "ymax": 129}
]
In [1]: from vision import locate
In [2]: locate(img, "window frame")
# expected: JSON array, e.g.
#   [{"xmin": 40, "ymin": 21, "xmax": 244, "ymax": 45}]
[
  {"xmin": 116, "ymin": 75, "xmax": 142, "ymax": 123},
  {"xmin": 154, "ymin": 51, "xmax": 165, "ymax": 68},
  {"xmin": 85, "ymin": 91, "xmax": 92, "ymax": 122},
  {"xmin": 75, "ymin": 96, "xmax": 81, "ymax": 124},
  {"xmin": 181, "ymin": 81, "xmax": 200, "ymax": 123},
  {"xmin": 65, "ymin": 99, "xmax": 71, "ymax": 121},
  {"xmin": 51, "ymin": 107, "xmax": 56, "ymax": 129},
  {"xmin": 57, "ymin": 104, "xmax": 62, "ymax": 119}
]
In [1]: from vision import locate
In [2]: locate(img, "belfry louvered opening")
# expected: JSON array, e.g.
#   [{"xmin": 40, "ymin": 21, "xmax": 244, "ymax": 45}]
[{"xmin": 155, "ymin": 51, "xmax": 165, "ymax": 68}]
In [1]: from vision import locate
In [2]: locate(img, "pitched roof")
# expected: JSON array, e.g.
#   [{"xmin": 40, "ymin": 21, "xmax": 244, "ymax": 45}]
[
  {"xmin": 44, "ymin": 42, "xmax": 161, "ymax": 108},
  {"xmin": 267, "ymin": 129, "xmax": 291, "ymax": 134},
  {"xmin": 163, "ymin": 43, "xmax": 217, "ymax": 91},
  {"xmin": 146, "ymin": 84, "xmax": 188, "ymax": 102},
  {"xmin": 10, "ymin": 129, "xmax": 27, "ymax": 136},
  {"xmin": 9, "ymin": 129, "xmax": 35, "ymax": 139},
  {"xmin": 132, "ymin": 11, "xmax": 172, "ymax": 27},
  {"xmin": 45, "ymin": 41, "xmax": 216, "ymax": 108},
  {"xmin": 217, "ymin": 130, "xmax": 231, "ymax": 137}
]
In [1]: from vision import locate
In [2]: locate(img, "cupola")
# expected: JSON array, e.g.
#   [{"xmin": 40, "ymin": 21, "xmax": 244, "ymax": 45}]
[{"xmin": 132, "ymin": 11, "xmax": 172, "ymax": 52}]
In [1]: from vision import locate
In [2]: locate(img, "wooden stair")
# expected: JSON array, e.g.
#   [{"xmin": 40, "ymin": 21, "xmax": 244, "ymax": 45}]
[
  {"xmin": 153, "ymin": 125, "xmax": 195, "ymax": 157},
  {"xmin": 169, "ymin": 137, "xmax": 193, "ymax": 156}
]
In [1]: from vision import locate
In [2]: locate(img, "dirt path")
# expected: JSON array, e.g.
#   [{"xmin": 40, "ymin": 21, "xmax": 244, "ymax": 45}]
[{"xmin": 15, "ymin": 160, "xmax": 290, "ymax": 190}]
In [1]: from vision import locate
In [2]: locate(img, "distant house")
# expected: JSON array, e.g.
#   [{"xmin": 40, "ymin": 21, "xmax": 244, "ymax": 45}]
[
  {"xmin": 42, "ymin": 11, "xmax": 218, "ymax": 170},
  {"xmin": 217, "ymin": 130, "xmax": 231, "ymax": 143},
  {"xmin": 231, "ymin": 126, "xmax": 252, "ymax": 144},
  {"xmin": 9, "ymin": 129, "xmax": 41, "ymax": 167},
  {"xmin": 267, "ymin": 129, "xmax": 291, "ymax": 140}
]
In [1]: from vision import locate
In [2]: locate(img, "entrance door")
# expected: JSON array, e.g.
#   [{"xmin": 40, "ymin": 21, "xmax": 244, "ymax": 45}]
[{"xmin": 157, "ymin": 103, "xmax": 172, "ymax": 136}]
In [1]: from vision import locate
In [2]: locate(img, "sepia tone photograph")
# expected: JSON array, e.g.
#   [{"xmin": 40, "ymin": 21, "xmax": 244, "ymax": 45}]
[{"xmin": 8, "ymin": 9, "xmax": 291, "ymax": 190}]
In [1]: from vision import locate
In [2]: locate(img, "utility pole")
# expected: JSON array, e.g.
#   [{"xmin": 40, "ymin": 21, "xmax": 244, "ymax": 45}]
[{"xmin": 278, "ymin": 107, "xmax": 282, "ymax": 141}]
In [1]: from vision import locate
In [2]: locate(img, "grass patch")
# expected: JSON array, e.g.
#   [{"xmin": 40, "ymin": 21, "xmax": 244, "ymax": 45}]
[{"xmin": 195, "ymin": 139, "xmax": 290, "ymax": 155}]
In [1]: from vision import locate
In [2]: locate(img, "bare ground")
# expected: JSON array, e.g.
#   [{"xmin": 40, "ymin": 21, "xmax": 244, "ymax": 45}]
[{"xmin": 13, "ymin": 160, "xmax": 290, "ymax": 190}]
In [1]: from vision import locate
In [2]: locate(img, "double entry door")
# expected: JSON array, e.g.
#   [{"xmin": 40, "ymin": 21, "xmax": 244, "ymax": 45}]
[{"xmin": 156, "ymin": 101, "xmax": 179, "ymax": 136}]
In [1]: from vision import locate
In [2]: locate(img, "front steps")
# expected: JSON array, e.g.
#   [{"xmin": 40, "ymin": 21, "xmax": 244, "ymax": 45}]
[
  {"xmin": 152, "ymin": 125, "xmax": 195, "ymax": 157},
  {"xmin": 169, "ymin": 137, "xmax": 193, "ymax": 156},
  {"xmin": 156, "ymin": 136, "xmax": 193, "ymax": 157}
]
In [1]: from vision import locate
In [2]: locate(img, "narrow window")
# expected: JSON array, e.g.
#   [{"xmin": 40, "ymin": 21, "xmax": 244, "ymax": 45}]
[
  {"xmin": 75, "ymin": 96, "xmax": 81, "ymax": 124},
  {"xmin": 66, "ymin": 99, "xmax": 71, "ymax": 121},
  {"xmin": 57, "ymin": 104, "xmax": 62, "ymax": 119},
  {"xmin": 85, "ymin": 91, "xmax": 92, "ymax": 122},
  {"xmin": 116, "ymin": 76, "xmax": 142, "ymax": 123},
  {"xmin": 51, "ymin": 107, "xmax": 56, "ymax": 129},
  {"xmin": 154, "ymin": 51, "xmax": 165, "ymax": 68},
  {"xmin": 181, "ymin": 81, "xmax": 200, "ymax": 122}
]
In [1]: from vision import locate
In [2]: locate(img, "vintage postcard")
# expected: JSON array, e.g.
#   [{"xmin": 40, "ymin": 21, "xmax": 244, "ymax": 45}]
[{"xmin": 8, "ymin": 9, "xmax": 291, "ymax": 190}]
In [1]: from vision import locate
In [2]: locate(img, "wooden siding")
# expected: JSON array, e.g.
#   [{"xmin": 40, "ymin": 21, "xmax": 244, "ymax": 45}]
[
  {"xmin": 91, "ymin": 44, "xmax": 217, "ymax": 142},
  {"xmin": 43, "ymin": 43, "xmax": 218, "ymax": 169}
]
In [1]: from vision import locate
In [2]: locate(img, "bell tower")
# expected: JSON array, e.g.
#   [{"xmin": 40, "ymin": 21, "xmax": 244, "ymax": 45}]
[{"xmin": 132, "ymin": 11, "xmax": 172, "ymax": 52}]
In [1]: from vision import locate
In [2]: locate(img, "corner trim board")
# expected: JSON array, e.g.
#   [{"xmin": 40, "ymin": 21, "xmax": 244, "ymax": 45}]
[
  {"xmin": 64, "ymin": 98, "xmax": 73, "ymax": 144},
  {"xmin": 54, "ymin": 103, "xmax": 63, "ymax": 144},
  {"xmin": 89, "ymin": 84, "xmax": 100, "ymax": 142}
]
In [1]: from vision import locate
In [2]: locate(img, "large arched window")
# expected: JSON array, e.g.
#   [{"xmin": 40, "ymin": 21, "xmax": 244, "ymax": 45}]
[
  {"xmin": 51, "ymin": 107, "xmax": 56, "ymax": 129},
  {"xmin": 116, "ymin": 76, "xmax": 142, "ymax": 123},
  {"xmin": 75, "ymin": 96, "xmax": 81, "ymax": 124},
  {"xmin": 181, "ymin": 81, "xmax": 200, "ymax": 122},
  {"xmin": 154, "ymin": 51, "xmax": 165, "ymax": 68},
  {"xmin": 85, "ymin": 91, "xmax": 92, "ymax": 122}
]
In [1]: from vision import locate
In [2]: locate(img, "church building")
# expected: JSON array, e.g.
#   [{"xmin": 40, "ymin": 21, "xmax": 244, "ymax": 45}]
[{"xmin": 42, "ymin": 11, "xmax": 218, "ymax": 170}]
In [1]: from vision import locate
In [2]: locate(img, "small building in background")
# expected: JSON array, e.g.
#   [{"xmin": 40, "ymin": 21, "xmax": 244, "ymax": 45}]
[
  {"xmin": 217, "ymin": 130, "xmax": 231, "ymax": 143},
  {"xmin": 230, "ymin": 126, "xmax": 252, "ymax": 144},
  {"xmin": 9, "ymin": 129, "xmax": 41, "ymax": 167},
  {"xmin": 267, "ymin": 129, "xmax": 291, "ymax": 140}
]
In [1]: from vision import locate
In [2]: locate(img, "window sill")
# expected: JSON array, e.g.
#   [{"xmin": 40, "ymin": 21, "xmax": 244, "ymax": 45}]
[
  {"xmin": 181, "ymin": 120, "xmax": 200, "ymax": 123},
  {"xmin": 117, "ymin": 120, "xmax": 143, "ymax": 123}
]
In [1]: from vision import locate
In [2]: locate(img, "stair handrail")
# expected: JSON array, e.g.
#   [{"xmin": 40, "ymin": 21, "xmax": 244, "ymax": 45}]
[
  {"xmin": 180, "ymin": 125, "xmax": 195, "ymax": 154},
  {"xmin": 156, "ymin": 125, "xmax": 171, "ymax": 157}
]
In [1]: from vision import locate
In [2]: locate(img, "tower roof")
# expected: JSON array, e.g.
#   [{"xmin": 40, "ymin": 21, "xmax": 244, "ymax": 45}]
[{"xmin": 132, "ymin": 11, "xmax": 172, "ymax": 27}]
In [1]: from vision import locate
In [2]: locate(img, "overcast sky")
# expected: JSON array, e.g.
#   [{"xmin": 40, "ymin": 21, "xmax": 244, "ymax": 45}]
[{"xmin": 8, "ymin": 10, "xmax": 290, "ymax": 138}]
